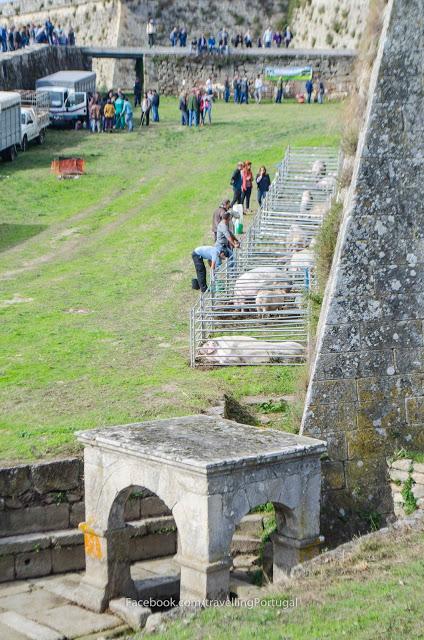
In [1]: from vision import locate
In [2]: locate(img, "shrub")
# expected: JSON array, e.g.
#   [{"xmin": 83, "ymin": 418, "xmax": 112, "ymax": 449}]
[
  {"xmin": 315, "ymin": 201, "xmax": 343, "ymax": 292},
  {"xmin": 326, "ymin": 32, "xmax": 333, "ymax": 45}
]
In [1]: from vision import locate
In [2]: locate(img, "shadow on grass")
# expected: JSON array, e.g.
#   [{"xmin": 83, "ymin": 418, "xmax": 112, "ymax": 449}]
[{"xmin": 0, "ymin": 223, "xmax": 47, "ymax": 252}]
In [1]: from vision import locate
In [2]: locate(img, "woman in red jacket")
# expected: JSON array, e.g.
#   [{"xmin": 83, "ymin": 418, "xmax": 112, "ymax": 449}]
[{"xmin": 241, "ymin": 160, "xmax": 253, "ymax": 212}]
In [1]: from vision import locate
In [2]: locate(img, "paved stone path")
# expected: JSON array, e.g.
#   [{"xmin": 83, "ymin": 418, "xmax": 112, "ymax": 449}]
[{"xmin": 0, "ymin": 558, "xmax": 180, "ymax": 640}]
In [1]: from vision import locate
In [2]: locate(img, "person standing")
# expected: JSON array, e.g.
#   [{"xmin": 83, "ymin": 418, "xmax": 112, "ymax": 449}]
[
  {"xmin": 140, "ymin": 92, "xmax": 151, "ymax": 126},
  {"xmin": 179, "ymin": 92, "xmax": 189, "ymax": 125},
  {"xmin": 187, "ymin": 89, "xmax": 198, "ymax": 127},
  {"xmin": 284, "ymin": 26, "xmax": 293, "ymax": 48},
  {"xmin": 305, "ymin": 78, "xmax": 314, "ymax": 104},
  {"xmin": 318, "ymin": 80, "xmax": 325, "ymax": 104},
  {"xmin": 151, "ymin": 90, "xmax": 160, "ymax": 122},
  {"xmin": 275, "ymin": 76, "xmax": 284, "ymax": 103},
  {"xmin": 233, "ymin": 74, "xmax": 241, "ymax": 104},
  {"xmin": 241, "ymin": 161, "xmax": 253, "ymax": 212},
  {"xmin": 1, "ymin": 26, "xmax": 7, "ymax": 52},
  {"xmin": 179, "ymin": 26, "xmax": 187, "ymax": 47},
  {"xmin": 224, "ymin": 77, "xmax": 230, "ymax": 103},
  {"xmin": 240, "ymin": 76, "xmax": 249, "ymax": 104},
  {"xmin": 146, "ymin": 18, "xmax": 156, "ymax": 47},
  {"xmin": 244, "ymin": 30, "xmax": 252, "ymax": 48},
  {"xmin": 104, "ymin": 99, "xmax": 115, "ymax": 133},
  {"xmin": 212, "ymin": 200, "xmax": 231, "ymax": 241},
  {"xmin": 114, "ymin": 92, "xmax": 124, "ymax": 129},
  {"xmin": 123, "ymin": 97, "xmax": 134, "ymax": 131},
  {"xmin": 203, "ymin": 93, "xmax": 212, "ymax": 124},
  {"xmin": 263, "ymin": 26, "xmax": 273, "ymax": 48},
  {"xmin": 170, "ymin": 26, "xmax": 178, "ymax": 46},
  {"xmin": 256, "ymin": 166, "xmax": 271, "ymax": 206},
  {"xmin": 230, "ymin": 162, "xmax": 243, "ymax": 206},
  {"xmin": 215, "ymin": 211, "xmax": 240, "ymax": 257},
  {"xmin": 134, "ymin": 78, "xmax": 142, "ymax": 108},
  {"xmin": 273, "ymin": 30, "xmax": 282, "ymax": 47},
  {"xmin": 254, "ymin": 75, "xmax": 263, "ymax": 103},
  {"xmin": 68, "ymin": 26, "xmax": 75, "ymax": 46}
]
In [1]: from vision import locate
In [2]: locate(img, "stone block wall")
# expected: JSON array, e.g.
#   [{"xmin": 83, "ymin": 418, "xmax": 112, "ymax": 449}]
[
  {"xmin": 302, "ymin": 0, "xmax": 424, "ymax": 545},
  {"xmin": 0, "ymin": 44, "xmax": 91, "ymax": 91},
  {"xmin": 389, "ymin": 458, "xmax": 424, "ymax": 518},
  {"xmin": 0, "ymin": 458, "xmax": 175, "ymax": 582},
  {"xmin": 144, "ymin": 51, "xmax": 355, "ymax": 96}
]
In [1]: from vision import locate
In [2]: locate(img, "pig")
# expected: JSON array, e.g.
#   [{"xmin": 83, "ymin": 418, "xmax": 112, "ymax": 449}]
[
  {"xmin": 255, "ymin": 287, "xmax": 292, "ymax": 316},
  {"xmin": 233, "ymin": 267, "xmax": 284, "ymax": 308},
  {"xmin": 198, "ymin": 336, "xmax": 305, "ymax": 365},
  {"xmin": 287, "ymin": 224, "xmax": 308, "ymax": 251}
]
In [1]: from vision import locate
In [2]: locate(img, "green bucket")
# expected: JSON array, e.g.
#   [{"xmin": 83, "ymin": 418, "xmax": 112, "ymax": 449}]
[{"xmin": 235, "ymin": 221, "xmax": 244, "ymax": 234}]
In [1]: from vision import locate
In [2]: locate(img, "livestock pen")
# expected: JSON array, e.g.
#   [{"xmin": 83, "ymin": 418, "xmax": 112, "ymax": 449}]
[{"xmin": 190, "ymin": 146, "xmax": 340, "ymax": 367}]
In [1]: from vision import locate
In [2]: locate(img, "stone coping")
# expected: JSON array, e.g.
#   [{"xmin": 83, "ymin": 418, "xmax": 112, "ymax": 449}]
[
  {"xmin": 80, "ymin": 45, "xmax": 357, "ymax": 59},
  {"xmin": 77, "ymin": 415, "xmax": 326, "ymax": 473}
]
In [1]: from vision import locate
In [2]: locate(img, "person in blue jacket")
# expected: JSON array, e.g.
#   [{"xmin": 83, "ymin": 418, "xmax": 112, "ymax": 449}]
[{"xmin": 305, "ymin": 78, "xmax": 314, "ymax": 104}]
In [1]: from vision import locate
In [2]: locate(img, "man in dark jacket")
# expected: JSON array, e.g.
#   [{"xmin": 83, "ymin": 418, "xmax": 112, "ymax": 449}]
[
  {"xmin": 230, "ymin": 162, "xmax": 243, "ymax": 206},
  {"xmin": 305, "ymin": 79, "xmax": 314, "ymax": 104},
  {"xmin": 134, "ymin": 78, "xmax": 142, "ymax": 107},
  {"xmin": 151, "ymin": 90, "xmax": 160, "ymax": 121}
]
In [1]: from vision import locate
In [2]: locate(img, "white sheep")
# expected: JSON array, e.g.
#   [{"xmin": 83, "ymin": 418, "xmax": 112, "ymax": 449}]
[
  {"xmin": 311, "ymin": 160, "xmax": 327, "ymax": 179},
  {"xmin": 300, "ymin": 190, "xmax": 314, "ymax": 215}
]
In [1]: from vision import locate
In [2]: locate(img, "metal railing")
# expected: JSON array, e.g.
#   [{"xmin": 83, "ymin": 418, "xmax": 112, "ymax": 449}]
[{"xmin": 190, "ymin": 146, "xmax": 340, "ymax": 367}]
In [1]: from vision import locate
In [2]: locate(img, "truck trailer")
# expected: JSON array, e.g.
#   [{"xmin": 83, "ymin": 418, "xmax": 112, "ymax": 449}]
[
  {"xmin": 35, "ymin": 71, "xmax": 96, "ymax": 126},
  {"xmin": 0, "ymin": 91, "xmax": 21, "ymax": 161}
]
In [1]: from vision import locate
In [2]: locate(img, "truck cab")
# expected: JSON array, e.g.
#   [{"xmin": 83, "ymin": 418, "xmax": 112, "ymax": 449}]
[
  {"xmin": 36, "ymin": 71, "xmax": 96, "ymax": 128},
  {"xmin": 18, "ymin": 91, "xmax": 50, "ymax": 151}
]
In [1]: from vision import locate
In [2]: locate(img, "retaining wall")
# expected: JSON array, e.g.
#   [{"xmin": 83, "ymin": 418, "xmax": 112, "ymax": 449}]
[
  {"xmin": 144, "ymin": 51, "xmax": 354, "ymax": 96},
  {"xmin": 0, "ymin": 458, "xmax": 175, "ymax": 582},
  {"xmin": 0, "ymin": 44, "xmax": 91, "ymax": 90},
  {"xmin": 302, "ymin": 0, "xmax": 424, "ymax": 544}
]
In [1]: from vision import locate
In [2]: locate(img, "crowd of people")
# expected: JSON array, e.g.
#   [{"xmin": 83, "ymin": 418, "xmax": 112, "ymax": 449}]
[
  {"xmin": 178, "ymin": 87, "xmax": 213, "ymax": 126},
  {"xmin": 146, "ymin": 17, "xmax": 294, "ymax": 53},
  {"xmin": 0, "ymin": 19, "xmax": 75, "ymax": 51},
  {"xmin": 192, "ymin": 162, "xmax": 272, "ymax": 292},
  {"xmin": 87, "ymin": 84, "xmax": 160, "ymax": 133}
]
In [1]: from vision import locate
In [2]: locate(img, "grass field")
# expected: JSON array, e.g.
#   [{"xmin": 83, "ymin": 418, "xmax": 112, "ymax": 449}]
[
  {"xmin": 0, "ymin": 98, "xmax": 342, "ymax": 463},
  {"xmin": 141, "ymin": 523, "xmax": 424, "ymax": 640}
]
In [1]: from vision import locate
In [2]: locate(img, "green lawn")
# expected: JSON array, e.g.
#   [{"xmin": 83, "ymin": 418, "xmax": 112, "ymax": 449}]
[
  {"xmin": 145, "ymin": 525, "xmax": 424, "ymax": 640},
  {"xmin": 0, "ymin": 98, "xmax": 342, "ymax": 463}
]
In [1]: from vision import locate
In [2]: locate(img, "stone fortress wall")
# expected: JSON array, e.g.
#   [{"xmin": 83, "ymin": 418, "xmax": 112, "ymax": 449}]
[
  {"xmin": 1, "ymin": 0, "xmax": 366, "ymax": 88},
  {"xmin": 302, "ymin": 0, "xmax": 424, "ymax": 544}
]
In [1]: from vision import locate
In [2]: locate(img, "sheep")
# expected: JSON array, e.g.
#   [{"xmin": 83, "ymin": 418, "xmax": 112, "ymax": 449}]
[
  {"xmin": 311, "ymin": 160, "xmax": 327, "ymax": 179},
  {"xmin": 255, "ymin": 286, "xmax": 292, "ymax": 317},
  {"xmin": 198, "ymin": 336, "xmax": 305, "ymax": 365},
  {"xmin": 233, "ymin": 267, "xmax": 284, "ymax": 309},
  {"xmin": 300, "ymin": 190, "xmax": 314, "ymax": 215},
  {"xmin": 307, "ymin": 202, "xmax": 329, "ymax": 220},
  {"xmin": 317, "ymin": 176, "xmax": 336, "ymax": 191},
  {"xmin": 288, "ymin": 244, "xmax": 315, "ymax": 274},
  {"xmin": 287, "ymin": 224, "xmax": 308, "ymax": 251}
]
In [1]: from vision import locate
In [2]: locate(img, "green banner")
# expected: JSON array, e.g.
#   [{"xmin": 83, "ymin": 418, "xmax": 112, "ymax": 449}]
[{"xmin": 265, "ymin": 66, "xmax": 313, "ymax": 82}]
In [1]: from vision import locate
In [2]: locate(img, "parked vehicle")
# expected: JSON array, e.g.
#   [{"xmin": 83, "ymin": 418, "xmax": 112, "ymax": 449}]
[
  {"xmin": 18, "ymin": 91, "xmax": 50, "ymax": 151},
  {"xmin": 0, "ymin": 91, "xmax": 21, "ymax": 161},
  {"xmin": 36, "ymin": 70, "xmax": 96, "ymax": 126}
]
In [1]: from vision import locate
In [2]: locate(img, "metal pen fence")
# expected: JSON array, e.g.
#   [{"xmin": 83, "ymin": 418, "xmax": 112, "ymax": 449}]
[{"xmin": 190, "ymin": 146, "xmax": 340, "ymax": 367}]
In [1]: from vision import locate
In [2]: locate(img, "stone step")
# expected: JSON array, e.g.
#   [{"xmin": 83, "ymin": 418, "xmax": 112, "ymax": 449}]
[
  {"xmin": 235, "ymin": 514, "xmax": 264, "ymax": 538},
  {"xmin": 231, "ymin": 535, "xmax": 262, "ymax": 556},
  {"xmin": 0, "ymin": 611, "xmax": 64, "ymax": 640},
  {"xmin": 232, "ymin": 554, "xmax": 261, "ymax": 570}
]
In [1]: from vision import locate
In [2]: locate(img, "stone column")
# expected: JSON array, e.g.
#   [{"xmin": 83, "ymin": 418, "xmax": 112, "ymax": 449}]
[
  {"xmin": 174, "ymin": 492, "xmax": 232, "ymax": 603},
  {"xmin": 76, "ymin": 524, "xmax": 137, "ymax": 612}
]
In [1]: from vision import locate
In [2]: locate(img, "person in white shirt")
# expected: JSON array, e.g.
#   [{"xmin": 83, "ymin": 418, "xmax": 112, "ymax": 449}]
[
  {"xmin": 146, "ymin": 18, "xmax": 156, "ymax": 47},
  {"xmin": 263, "ymin": 26, "xmax": 273, "ymax": 48},
  {"xmin": 254, "ymin": 75, "xmax": 263, "ymax": 103}
]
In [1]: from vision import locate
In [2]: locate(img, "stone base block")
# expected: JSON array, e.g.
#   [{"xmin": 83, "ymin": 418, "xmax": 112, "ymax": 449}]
[
  {"xmin": 109, "ymin": 597, "xmax": 151, "ymax": 630},
  {"xmin": 177, "ymin": 555, "xmax": 232, "ymax": 603},
  {"xmin": 272, "ymin": 533, "xmax": 322, "ymax": 581}
]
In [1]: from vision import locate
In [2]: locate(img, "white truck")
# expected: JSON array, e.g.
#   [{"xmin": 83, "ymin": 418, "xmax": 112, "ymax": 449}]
[
  {"xmin": 0, "ymin": 91, "xmax": 21, "ymax": 162},
  {"xmin": 19, "ymin": 91, "xmax": 50, "ymax": 151},
  {"xmin": 35, "ymin": 70, "xmax": 97, "ymax": 127}
]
